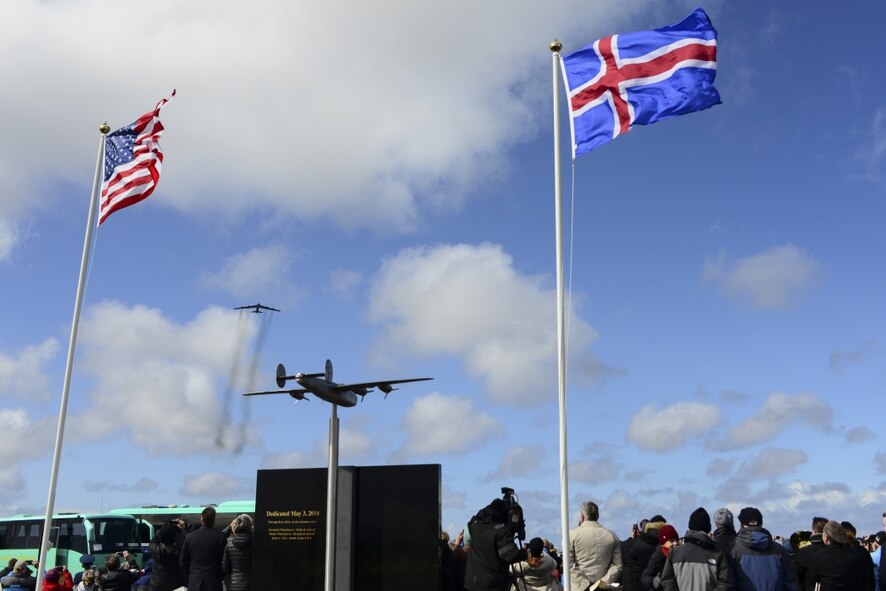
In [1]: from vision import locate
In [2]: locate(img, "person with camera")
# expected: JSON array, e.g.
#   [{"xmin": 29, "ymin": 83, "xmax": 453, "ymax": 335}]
[
  {"xmin": 1, "ymin": 560, "xmax": 36, "ymax": 590},
  {"xmin": 464, "ymin": 498, "xmax": 528, "ymax": 591},
  {"xmin": 98, "ymin": 553, "xmax": 139, "ymax": 591},
  {"xmin": 41, "ymin": 566, "xmax": 72, "ymax": 591}
]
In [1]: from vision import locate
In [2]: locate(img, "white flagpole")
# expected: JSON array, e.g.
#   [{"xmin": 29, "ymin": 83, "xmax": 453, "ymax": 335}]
[
  {"xmin": 34, "ymin": 122, "xmax": 109, "ymax": 591},
  {"xmin": 550, "ymin": 40, "xmax": 572, "ymax": 591}
]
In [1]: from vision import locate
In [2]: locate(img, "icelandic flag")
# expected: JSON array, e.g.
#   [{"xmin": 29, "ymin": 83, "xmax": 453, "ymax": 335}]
[{"xmin": 561, "ymin": 8, "xmax": 721, "ymax": 158}]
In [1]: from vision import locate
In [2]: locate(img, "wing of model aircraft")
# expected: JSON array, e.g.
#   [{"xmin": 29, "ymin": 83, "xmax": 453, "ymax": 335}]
[
  {"xmin": 334, "ymin": 377, "xmax": 433, "ymax": 396},
  {"xmin": 242, "ymin": 388, "xmax": 309, "ymax": 400}
]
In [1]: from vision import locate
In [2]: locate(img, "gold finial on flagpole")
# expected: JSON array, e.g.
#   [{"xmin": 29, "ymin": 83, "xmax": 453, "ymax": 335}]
[
  {"xmin": 100, "ymin": 122, "xmax": 110, "ymax": 134},
  {"xmin": 550, "ymin": 39, "xmax": 562, "ymax": 53}
]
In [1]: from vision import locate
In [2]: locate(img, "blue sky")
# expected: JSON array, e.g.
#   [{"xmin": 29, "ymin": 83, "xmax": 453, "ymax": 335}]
[{"xmin": 2, "ymin": 0, "xmax": 886, "ymax": 546}]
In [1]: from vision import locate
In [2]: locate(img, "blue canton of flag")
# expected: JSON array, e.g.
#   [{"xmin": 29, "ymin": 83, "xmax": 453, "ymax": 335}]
[
  {"xmin": 561, "ymin": 8, "xmax": 721, "ymax": 158},
  {"xmin": 99, "ymin": 91, "xmax": 175, "ymax": 225}
]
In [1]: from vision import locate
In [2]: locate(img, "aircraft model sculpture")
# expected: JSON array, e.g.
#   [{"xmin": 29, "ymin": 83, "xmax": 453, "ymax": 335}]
[
  {"xmin": 243, "ymin": 359, "xmax": 432, "ymax": 407},
  {"xmin": 234, "ymin": 303, "xmax": 280, "ymax": 314}
]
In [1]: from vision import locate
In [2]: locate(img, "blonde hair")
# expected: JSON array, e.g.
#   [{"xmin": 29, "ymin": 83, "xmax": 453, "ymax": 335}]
[{"xmin": 82, "ymin": 570, "xmax": 97, "ymax": 586}]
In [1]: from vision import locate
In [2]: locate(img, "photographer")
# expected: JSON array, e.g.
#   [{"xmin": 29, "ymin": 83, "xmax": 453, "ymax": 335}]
[
  {"xmin": 464, "ymin": 498, "xmax": 528, "ymax": 591},
  {"xmin": 1, "ymin": 560, "xmax": 36, "ymax": 590}
]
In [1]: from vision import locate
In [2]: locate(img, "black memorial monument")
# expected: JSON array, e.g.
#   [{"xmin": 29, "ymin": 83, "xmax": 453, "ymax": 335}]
[{"xmin": 253, "ymin": 464, "xmax": 441, "ymax": 591}]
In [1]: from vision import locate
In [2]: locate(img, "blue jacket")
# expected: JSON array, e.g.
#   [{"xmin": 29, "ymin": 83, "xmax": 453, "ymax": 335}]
[{"xmin": 731, "ymin": 527, "xmax": 799, "ymax": 591}]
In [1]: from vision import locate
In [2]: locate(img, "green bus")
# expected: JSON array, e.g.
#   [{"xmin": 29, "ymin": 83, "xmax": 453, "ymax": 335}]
[
  {"xmin": 109, "ymin": 500, "xmax": 255, "ymax": 542},
  {"xmin": 0, "ymin": 513, "xmax": 143, "ymax": 571}
]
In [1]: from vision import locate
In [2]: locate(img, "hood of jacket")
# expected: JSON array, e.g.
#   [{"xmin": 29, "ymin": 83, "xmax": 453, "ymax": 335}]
[
  {"xmin": 683, "ymin": 530, "xmax": 717, "ymax": 550},
  {"xmin": 736, "ymin": 526, "xmax": 772, "ymax": 551}
]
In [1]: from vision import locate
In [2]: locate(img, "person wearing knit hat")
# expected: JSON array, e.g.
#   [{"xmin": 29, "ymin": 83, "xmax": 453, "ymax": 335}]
[
  {"xmin": 808, "ymin": 520, "xmax": 870, "ymax": 590},
  {"xmin": 658, "ymin": 525, "xmax": 679, "ymax": 548},
  {"xmin": 659, "ymin": 508, "xmax": 731, "ymax": 591},
  {"xmin": 508, "ymin": 537, "xmax": 562, "ymax": 591},
  {"xmin": 712, "ymin": 508, "xmax": 736, "ymax": 556},
  {"xmin": 639, "ymin": 525, "xmax": 679, "ymax": 591},
  {"xmin": 730, "ymin": 507, "xmax": 798, "ymax": 591},
  {"xmin": 688, "ymin": 507, "xmax": 712, "ymax": 534}
]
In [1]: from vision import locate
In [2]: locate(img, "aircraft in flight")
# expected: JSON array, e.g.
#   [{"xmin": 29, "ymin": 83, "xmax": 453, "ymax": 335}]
[
  {"xmin": 234, "ymin": 303, "xmax": 280, "ymax": 314},
  {"xmin": 243, "ymin": 359, "xmax": 432, "ymax": 407}
]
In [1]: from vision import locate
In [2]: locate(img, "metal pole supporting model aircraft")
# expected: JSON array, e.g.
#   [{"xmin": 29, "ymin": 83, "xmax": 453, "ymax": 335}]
[{"xmin": 243, "ymin": 359, "xmax": 432, "ymax": 407}]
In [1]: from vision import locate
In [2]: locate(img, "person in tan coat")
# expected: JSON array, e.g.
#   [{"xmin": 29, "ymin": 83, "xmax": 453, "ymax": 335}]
[{"xmin": 569, "ymin": 501, "xmax": 622, "ymax": 590}]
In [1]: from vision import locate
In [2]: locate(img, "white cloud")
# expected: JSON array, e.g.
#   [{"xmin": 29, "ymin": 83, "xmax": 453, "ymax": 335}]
[
  {"xmin": 857, "ymin": 106, "xmax": 886, "ymax": 179},
  {"xmin": 84, "ymin": 478, "xmax": 159, "ymax": 493},
  {"xmin": 0, "ymin": 408, "xmax": 55, "ymax": 467},
  {"xmin": 738, "ymin": 447, "xmax": 807, "ymax": 480},
  {"xmin": 0, "ymin": 338, "xmax": 58, "ymax": 400},
  {"xmin": 393, "ymin": 392, "xmax": 502, "ymax": 457},
  {"xmin": 484, "ymin": 446, "xmax": 544, "ymax": 482},
  {"xmin": 703, "ymin": 245, "xmax": 822, "ymax": 309},
  {"xmin": 844, "ymin": 426, "xmax": 874, "ymax": 443},
  {"xmin": 0, "ymin": 219, "xmax": 17, "ymax": 261},
  {"xmin": 369, "ymin": 243, "xmax": 601, "ymax": 404},
  {"xmin": 626, "ymin": 402, "xmax": 722, "ymax": 452},
  {"xmin": 199, "ymin": 244, "xmax": 298, "ymax": 302},
  {"xmin": 706, "ymin": 458, "xmax": 734, "ymax": 478},
  {"xmin": 570, "ymin": 458, "xmax": 621, "ymax": 484},
  {"xmin": 181, "ymin": 471, "xmax": 245, "ymax": 498},
  {"xmin": 76, "ymin": 302, "xmax": 258, "ymax": 455},
  {"xmin": 830, "ymin": 339, "xmax": 877, "ymax": 372},
  {"xmin": 0, "ymin": 469, "xmax": 26, "ymax": 495},
  {"xmin": 711, "ymin": 392, "xmax": 833, "ymax": 451},
  {"xmin": 0, "ymin": 0, "xmax": 654, "ymax": 249},
  {"xmin": 329, "ymin": 269, "xmax": 363, "ymax": 300},
  {"xmin": 261, "ymin": 449, "xmax": 316, "ymax": 470}
]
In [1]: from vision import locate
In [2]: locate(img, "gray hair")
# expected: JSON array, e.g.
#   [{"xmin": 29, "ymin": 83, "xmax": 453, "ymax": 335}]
[
  {"xmin": 232, "ymin": 513, "xmax": 254, "ymax": 534},
  {"xmin": 580, "ymin": 501, "xmax": 599, "ymax": 522}
]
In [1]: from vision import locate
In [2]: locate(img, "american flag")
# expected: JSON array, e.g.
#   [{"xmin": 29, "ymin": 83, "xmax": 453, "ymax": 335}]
[{"xmin": 98, "ymin": 90, "xmax": 175, "ymax": 225}]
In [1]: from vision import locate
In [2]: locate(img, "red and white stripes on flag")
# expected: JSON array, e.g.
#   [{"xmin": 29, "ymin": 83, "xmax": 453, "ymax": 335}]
[{"xmin": 98, "ymin": 90, "xmax": 175, "ymax": 225}]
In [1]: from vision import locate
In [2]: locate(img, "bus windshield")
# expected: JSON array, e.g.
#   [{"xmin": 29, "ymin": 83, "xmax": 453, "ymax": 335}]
[{"xmin": 89, "ymin": 518, "xmax": 140, "ymax": 553}]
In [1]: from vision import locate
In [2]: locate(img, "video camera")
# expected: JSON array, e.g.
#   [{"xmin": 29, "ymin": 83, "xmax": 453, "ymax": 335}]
[{"xmin": 501, "ymin": 486, "xmax": 526, "ymax": 541}]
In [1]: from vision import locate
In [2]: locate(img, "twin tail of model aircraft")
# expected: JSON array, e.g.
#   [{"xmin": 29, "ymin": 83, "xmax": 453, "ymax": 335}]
[{"xmin": 242, "ymin": 359, "xmax": 432, "ymax": 407}]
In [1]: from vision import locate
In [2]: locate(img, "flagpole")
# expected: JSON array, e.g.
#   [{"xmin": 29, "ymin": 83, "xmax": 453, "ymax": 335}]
[
  {"xmin": 34, "ymin": 122, "xmax": 109, "ymax": 591},
  {"xmin": 550, "ymin": 39, "xmax": 572, "ymax": 591}
]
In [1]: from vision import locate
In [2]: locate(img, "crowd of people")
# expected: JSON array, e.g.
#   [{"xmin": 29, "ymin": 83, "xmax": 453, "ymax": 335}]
[
  {"xmin": 0, "ymin": 507, "xmax": 254, "ymax": 591},
  {"xmin": 447, "ymin": 498, "xmax": 886, "ymax": 591}
]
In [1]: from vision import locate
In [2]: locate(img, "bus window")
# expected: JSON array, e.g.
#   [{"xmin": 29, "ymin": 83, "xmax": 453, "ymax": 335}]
[
  {"xmin": 56, "ymin": 520, "xmax": 88, "ymax": 554},
  {"xmin": 91, "ymin": 519, "xmax": 139, "ymax": 553}
]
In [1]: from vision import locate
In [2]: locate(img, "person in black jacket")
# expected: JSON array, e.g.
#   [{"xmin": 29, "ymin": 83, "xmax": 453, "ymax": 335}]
[
  {"xmin": 808, "ymin": 521, "xmax": 868, "ymax": 590},
  {"xmin": 180, "ymin": 507, "xmax": 226, "ymax": 591},
  {"xmin": 223, "ymin": 514, "xmax": 253, "ymax": 591},
  {"xmin": 149, "ymin": 522, "xmax": 185, "ymax": 591},
  {"xmin": 793, "ymin": 516, "xmax": 827, "ymax": 591},
  {"xmin": 840, "ymin": 521, "xmax": 875, "ymax": 591},
  {"xmin": 464, "ymin": 498, "xmax": 527, "ymax": 591},
  {"xmin": 624, "ymin": 520, "xmax": 664, "ymax": 591},
  {"xmin": 641, "ymin": 525, "xmax": 679, "ymax": 591},
  {"xmin": 99, "ymin": 554, "xmax": 139, "ymax": 591},
  {"xmin": 150, "ymin": 523, "xmax": 186, "ymax": 591}
]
